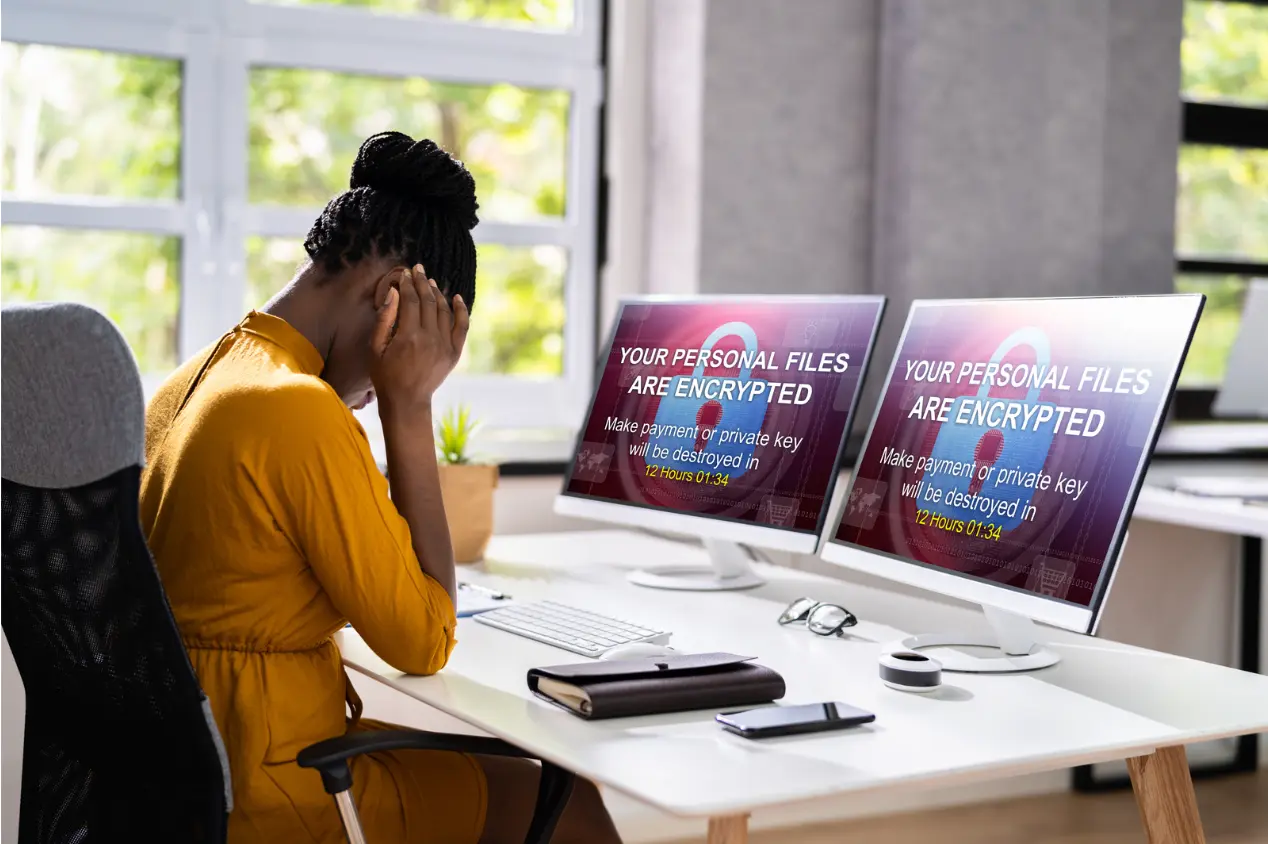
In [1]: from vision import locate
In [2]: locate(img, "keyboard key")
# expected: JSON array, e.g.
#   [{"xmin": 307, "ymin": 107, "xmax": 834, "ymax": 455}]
[{"xmin": 473, "ymin": 601, "xmax": 671, "ymax": 658}]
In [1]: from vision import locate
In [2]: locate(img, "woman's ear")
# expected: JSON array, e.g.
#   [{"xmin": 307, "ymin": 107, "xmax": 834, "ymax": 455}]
[{"xmin": 372, "ymin": 267, "xmax": 409, "ymax": 308}]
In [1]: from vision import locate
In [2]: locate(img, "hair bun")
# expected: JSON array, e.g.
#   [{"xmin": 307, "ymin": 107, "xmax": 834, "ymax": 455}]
[{"xmin": 350, "ymin": 131, "xmax": 479, "ymax": 230}]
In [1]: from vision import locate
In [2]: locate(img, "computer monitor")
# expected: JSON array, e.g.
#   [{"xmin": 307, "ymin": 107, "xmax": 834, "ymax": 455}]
[
  {"xmin": 821, "ymin": 295, "xmax": 1204, "ymax": 672},
  {"xmin": 556, "ymin": 294, "xmax": 886, "ymax": 591},
  {"xmin": 1213, "ymin": 278, "xmax": 1268, "ymax": 419}
]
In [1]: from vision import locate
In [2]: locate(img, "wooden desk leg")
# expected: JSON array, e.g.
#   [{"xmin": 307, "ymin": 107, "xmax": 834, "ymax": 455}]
[
  {"xmin": 707, "ymin": 814, "xmax": 749, "ymax": 844},
  {"xmin": 1127, "ymin": 746, "xmax": 1207, "ymax": 844}
]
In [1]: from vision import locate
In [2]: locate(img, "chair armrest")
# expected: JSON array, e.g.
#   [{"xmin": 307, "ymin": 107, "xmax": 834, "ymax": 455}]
[
  {"xmin": 297, "ymin": 730, "xmax": 533, "ymax": 794},
  {"xmin": 299, "ymin": 729, "xmax": 578, "ymax": 844}
]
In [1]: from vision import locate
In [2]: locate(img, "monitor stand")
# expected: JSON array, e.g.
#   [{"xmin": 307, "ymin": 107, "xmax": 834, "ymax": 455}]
[
  {"xmin": 627, "ymin": 538, "xmax": 765, "ymax": 591},
  {"xmin": 892, "ymin": 605, "xmax": 1060, "ymax": 674}
]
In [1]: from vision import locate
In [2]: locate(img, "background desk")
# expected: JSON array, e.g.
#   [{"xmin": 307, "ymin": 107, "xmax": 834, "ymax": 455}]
[
  {"xmin": 339, "ymin": 530, "xmax": 1268, "ymax": 844},
  {"xmin": 1138, "ymin": 461, "xmax": 1268, "ymax": 537},
  {"xmin": 1087, "ymin": 459, "xmax": 1268, "ymax": 789}
]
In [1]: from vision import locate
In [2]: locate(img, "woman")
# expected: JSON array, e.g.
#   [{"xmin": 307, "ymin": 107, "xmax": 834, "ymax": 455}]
[{"xmin": 139, "ymin": 131, "xmax": 621, "ymax": 844}]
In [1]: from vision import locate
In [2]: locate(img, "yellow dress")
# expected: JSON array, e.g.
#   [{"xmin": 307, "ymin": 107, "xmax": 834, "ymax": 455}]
[{"xmin": 139, "ymin": 311, "xmax": 486, "ymax": 843}]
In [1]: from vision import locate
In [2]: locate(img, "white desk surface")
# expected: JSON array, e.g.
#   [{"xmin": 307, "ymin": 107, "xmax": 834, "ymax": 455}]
[
  {"xmin": 1137, "ymin": 460, "xmax": 1268, "ymax": 537},
  {"xmin": 339, "ymin": 530, "xmax": 1268, "ymax": 820},
  {"xmin": 1155, "ymin": 422, "xmax": 1268, "ymax": 456}
]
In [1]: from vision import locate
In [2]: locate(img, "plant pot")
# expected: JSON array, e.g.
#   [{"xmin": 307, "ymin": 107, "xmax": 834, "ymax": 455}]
[{"xmin": 437, "ymin": 462, "xmax": 499, "ymax": 564}]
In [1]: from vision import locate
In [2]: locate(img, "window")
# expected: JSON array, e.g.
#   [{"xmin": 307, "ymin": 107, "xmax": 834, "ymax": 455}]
[
  {"xmin": 2, "ymin": 44, "xmax": 181, "ymax": 199},
  {"xmin": 1176, "ymin": 145, "xmax": 1268, "ymax": 261},
  {"xmin": 245, "ymin": 237, "xmax": 568, "ymax": 376},
  {"xmin": 1182, "ymin": 0, "xmax": 1268, "ymax": 106},
  {"xmin": 1, "ymin": 42, "xmax": 184, "ymax": 380},
  {"xmin": 1176, "ymin": 1, "xmax": 1268, "ymax": 400},
  {"xmin": 258, "ymin": 0, "xmax": 575, "ymax": 30},
  {"xmin": 1, "ymin": 226, "xmax": 181, "ymax": 374},
  {"xmin": 247, "ymin": 68, "xmax": 570, "ymax": 219},
  {"xmin": 2, "ymin": 0, "xmax": 603, "ymax": 433},
  {"xmin": 461, "ymin": 244, "xmax": 566, "ymax": 376}
]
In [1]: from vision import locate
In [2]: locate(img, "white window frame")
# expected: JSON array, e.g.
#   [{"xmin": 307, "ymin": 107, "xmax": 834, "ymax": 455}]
[{"xmin": 2, "ymin": 0, "xmax": 604, "ymax": 441}]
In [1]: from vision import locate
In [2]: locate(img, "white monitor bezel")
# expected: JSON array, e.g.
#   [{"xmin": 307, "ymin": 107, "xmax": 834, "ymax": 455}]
[
  {"xmin": 556, "ymin": 293, "xmax": 887, "ymax": 548},
  {"xmin": 819, "ymin": 294, "xmax": 1205, "ymax": 635}
]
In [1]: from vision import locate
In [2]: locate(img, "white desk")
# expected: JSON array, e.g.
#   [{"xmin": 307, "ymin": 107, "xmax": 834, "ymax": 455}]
[
  {"xmin": 1121, "ymin": 460, "xmax": 1267, "ymax": 786},
  {"xmin": 1153, "ymin": 422, "xmax": 1268, "ymax": 458},
  {"xmin": 339, "ymin": 530, "xmax": 1268, "ymax": 843},
  {"xmin": 1137, "ymin": 461, "xmax": 1268, "ymax": 538},
  {"xmin": 1134, "ymin": 485, "xmax": 1268, "ymax": 537}
]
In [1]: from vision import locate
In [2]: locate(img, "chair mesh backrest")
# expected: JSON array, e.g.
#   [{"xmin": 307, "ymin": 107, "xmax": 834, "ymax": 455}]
[{"xmin": 2, "ymin": 303, "xmax": 229, "ymax": 844}]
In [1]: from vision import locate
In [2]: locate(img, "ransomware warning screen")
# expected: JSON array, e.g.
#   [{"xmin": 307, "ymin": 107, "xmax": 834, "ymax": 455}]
[
  {"xmin": 833, "ymin": 295, "xmax": 1203, "ymax": 608},
  {"xmin": 563, "ymin": 298, "xmax": 885, "ymax": 534}
]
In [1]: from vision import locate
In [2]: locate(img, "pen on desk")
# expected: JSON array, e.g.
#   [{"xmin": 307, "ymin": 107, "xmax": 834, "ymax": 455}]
[{"xmin": 458, "ymin": 582, "xmax": 509, "ymax": 600}]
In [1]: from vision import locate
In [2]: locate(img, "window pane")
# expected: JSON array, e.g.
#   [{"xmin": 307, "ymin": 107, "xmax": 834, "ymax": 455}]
[
  {"xmin": 461, "ymin": 244, "xmax": 566, "ymax": 375},
  {"xmin": 1, "ymin": 226, "xmax": 181, "ymax": 374},
  {"xmin": 244, "ymin": 237, "xmax": 565, "ymax": 375},
  {"xmin": 1175, "ymin": 274, "xmax": 1250, "ymax": 386},
  {"xmin": 249, "ymin": 68, "xmax": 568, "ymax": 221},
  {"xmin": 246, "ymin": 236, "xmax": 309, "ymax": 310},
  {"xmin": 1182, "ymin": 1, "xmax": 1268, "ymax": 106},
  {"xmin": 256, "ymin": 0, "xmax": 573, "ymax": 30},
  {"xmin": 1, "ymin": 44, "xmax": 180, "ymax": 199},
  {"xmin": 1175, "ymin": 145, "xmax": 1268, "ymax": 261}
]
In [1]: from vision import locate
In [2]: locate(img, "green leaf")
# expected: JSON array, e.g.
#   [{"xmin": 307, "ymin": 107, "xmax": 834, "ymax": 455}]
[{"xmin": 435, "ymin": 402, "xmax": 483, "ymax": 464}]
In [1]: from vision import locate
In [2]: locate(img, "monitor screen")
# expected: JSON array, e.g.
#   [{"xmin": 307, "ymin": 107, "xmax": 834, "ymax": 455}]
[
  {"xmin": 830, "ymin": 295, "xmax": 1203, "ymax": 617},
  {"xmin": 562, "ymin": 296, "xmax": 885, "ymax": 535}
]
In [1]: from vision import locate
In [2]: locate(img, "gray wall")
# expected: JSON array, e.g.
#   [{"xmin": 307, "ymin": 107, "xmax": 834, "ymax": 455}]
[
  {"xmin": 698, "ymin": 0, "xmax": 879, "ymax": 296},
  {"xmin": 874, "ymin": 0, "xmax": 1183, "ymax": 304},
  {"xmin": 646, "ymin": 0, "xmax": 1183, "ymax": 416}
]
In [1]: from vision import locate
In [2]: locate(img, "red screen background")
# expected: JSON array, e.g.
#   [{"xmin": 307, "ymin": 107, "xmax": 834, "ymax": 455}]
[
  {"xmin": 833, "ymin": 296, "xmax": 1202, "ymax": 608},
  {"xmin": 563, "ymin": 298, "xmax": 884, "ymax": 533}
]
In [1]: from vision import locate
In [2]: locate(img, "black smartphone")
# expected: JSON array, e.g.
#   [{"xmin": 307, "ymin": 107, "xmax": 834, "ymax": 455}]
[{"xmin": 716, "ymin": 702, "xmax": 875, "ymax": 739}]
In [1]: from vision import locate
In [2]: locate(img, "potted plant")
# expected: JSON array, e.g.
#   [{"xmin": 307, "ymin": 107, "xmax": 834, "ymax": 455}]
[{"xmin": 435, "ymin": 405, "xmax": 498, "ymax": 563}]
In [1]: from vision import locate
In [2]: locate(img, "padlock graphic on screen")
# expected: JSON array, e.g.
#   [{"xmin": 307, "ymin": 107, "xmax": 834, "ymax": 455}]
[
  {"xmin": 647, "ymin": 322, "xmax": 768, "ymax": 480},
  {"xmin": 925, "ymin": 327, "xmax": 1057, "ymax": 532}
]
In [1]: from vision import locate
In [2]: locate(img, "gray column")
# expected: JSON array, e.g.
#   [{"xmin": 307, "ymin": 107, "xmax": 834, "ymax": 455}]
[
  {"xmin": 644, "ymin": 0, "xmax": 708, "ymax": 297},
  {"xmin": 698, "ymin": 0, "xmax": 880, "ymax": 296},
  {"xmin": 873, "ymin": 0, "xmax": 1183, "ymax": 306},
  {"xmin": 641, "ymin": 0, "xmax": 1183, "ymax": 345},
  {"xmin": 861, "ymin": 0, "xmax": 1182, "ymax": 413}
]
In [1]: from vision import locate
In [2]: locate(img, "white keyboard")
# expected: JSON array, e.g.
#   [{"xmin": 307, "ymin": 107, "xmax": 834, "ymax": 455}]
[{"xmin": 473, "ymin": 601, "xmax": 671, "ymax": 658}]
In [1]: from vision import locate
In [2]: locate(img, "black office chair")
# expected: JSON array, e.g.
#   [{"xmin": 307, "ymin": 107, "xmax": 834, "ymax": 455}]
[{"xmin": 1, "ymin": 302, "xmax": 575, "ymax": 844}]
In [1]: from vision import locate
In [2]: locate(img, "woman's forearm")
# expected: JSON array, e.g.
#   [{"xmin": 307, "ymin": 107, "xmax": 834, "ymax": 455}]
[{"xmin": 381, "ymin": 406, "xmax": 457, "ymax": 603}]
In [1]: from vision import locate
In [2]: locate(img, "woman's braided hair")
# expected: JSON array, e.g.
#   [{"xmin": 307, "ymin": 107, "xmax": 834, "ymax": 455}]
[{"xmin": 304, "ymin": 131, "xmax": 478, "ymax": 310}]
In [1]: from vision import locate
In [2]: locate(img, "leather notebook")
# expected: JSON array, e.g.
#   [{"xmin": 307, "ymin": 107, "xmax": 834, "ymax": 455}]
[{"xmin": 526, "ymin": 653, "xmax": 786, "ymax": 720}]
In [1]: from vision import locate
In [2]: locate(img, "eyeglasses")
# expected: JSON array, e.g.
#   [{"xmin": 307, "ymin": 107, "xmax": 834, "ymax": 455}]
[{"xmin": 778, "ymin": 598, "xmax": 858, "ymax": 637}]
